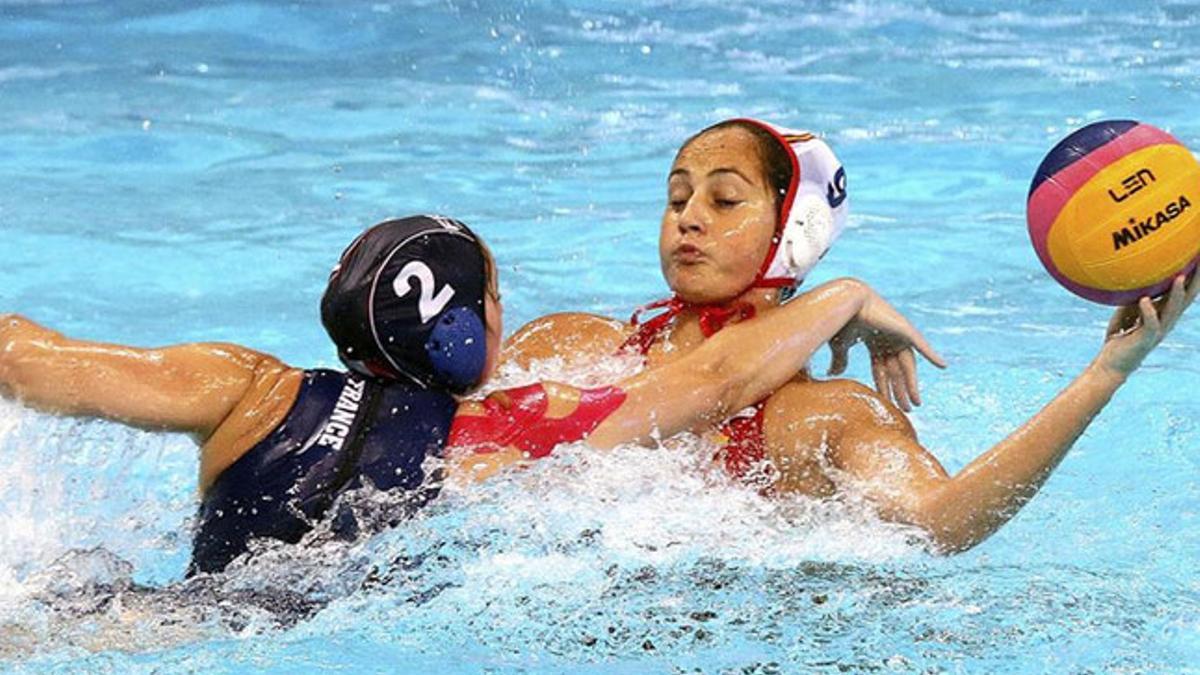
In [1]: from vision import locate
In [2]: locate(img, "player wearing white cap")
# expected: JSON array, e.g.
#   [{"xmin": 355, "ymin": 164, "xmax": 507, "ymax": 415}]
[{"xmin": 503, "ymin": 118, "xmax": 1194, "ymax": 552}]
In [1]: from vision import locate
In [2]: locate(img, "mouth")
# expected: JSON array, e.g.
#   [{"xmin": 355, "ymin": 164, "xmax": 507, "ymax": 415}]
[{"xmin": 672, "ymin": 243, "xmax": 706, "ymax": 264}]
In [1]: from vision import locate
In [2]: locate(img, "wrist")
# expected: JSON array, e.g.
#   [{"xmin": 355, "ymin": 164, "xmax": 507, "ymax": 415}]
[
  {"xmin": 828, "ymin": 277, "xmax": 871, "ymax": 313},
  {"xmin": 1088, "ymin": 351, "xmax": 1131, "ymax": 388}
]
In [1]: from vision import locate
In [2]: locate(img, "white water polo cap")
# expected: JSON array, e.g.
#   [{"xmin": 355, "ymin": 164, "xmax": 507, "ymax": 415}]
[{"xmin": 732, "ymin": 119, "xmax": 849, "ymax": 289}]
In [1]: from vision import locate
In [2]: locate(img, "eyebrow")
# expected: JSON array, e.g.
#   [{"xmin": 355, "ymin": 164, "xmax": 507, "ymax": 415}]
[{"xmin": 668, "ymin": 167, "xmax": 755, "ymax": 184}]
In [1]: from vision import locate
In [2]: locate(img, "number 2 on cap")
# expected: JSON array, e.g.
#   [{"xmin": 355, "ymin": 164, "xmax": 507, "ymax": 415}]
[{"xmin": 393, "ymin": 261, "xmax": 456, "ymax": 323}]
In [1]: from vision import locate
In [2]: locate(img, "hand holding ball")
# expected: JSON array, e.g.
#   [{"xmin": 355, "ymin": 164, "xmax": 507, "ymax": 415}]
[{"xmin": 1027, "ymin": 120, "xmax": 1200, "ymax": 304}]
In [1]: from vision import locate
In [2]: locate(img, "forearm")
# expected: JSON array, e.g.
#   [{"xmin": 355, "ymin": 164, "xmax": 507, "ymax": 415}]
[
  {"xmin": 0, "ymin": 315, "xmax": 138, "ymax": 417},
  {"xmin": 714, "ymin": 278, "xmax": 871, "ymax": 410},
  {"xmin": 914, "ymin": 359, "xmax": 1126, "ymax": 552}
]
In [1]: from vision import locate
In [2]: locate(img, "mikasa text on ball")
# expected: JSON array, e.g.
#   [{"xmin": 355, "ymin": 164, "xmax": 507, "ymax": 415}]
[{"xmin": 1027, "ymin": 120, "xmax": 1200, "ymax": 305}]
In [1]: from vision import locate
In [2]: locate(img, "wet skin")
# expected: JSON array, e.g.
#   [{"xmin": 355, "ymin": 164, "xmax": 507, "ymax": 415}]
[
  {"xmin": 0, "ymin": 248, "xmax": 907, "ymax": 497},
  {"xmin": 0, "ymin": 129, "xmax": 1188, "ymax": 555}
]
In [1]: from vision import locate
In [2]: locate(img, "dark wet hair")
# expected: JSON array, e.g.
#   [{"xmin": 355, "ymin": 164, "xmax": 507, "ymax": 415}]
[{"xmin": 677, "ymin": 120, "xmax": 794, "ymax": 217}]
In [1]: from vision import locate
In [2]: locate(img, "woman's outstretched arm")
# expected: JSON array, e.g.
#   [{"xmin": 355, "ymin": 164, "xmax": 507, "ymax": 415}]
[
  {"xmin": 828, "ymin": 273, "xmax": 1198, "ymax": 552},
  {"xmin": 0, "ymin": 314, "xmax": 288, "ymax": 438},
  {"xmin": 589, "ymin": 278, "xmax": 943, "ymax": 447}
]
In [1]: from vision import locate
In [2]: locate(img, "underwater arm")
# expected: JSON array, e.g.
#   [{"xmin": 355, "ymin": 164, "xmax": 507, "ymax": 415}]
[
  {"xmin": 834, "ymin": 275, "xmax": 1198, "ymax": 553},
  {"xmin": 0, "ymin": 314, "xmax": 286, "ymax": 437}
]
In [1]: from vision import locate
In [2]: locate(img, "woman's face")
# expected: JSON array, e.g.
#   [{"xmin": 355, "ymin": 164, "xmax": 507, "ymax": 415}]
[{"xmin": 660, "ymin": 126, "xmax": 778, "ymax": 304}]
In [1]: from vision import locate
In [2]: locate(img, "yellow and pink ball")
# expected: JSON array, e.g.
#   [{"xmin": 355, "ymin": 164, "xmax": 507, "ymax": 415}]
[{"xmin": 1027, "ymin": 120, "xmax": 1200, "ymax": 305}]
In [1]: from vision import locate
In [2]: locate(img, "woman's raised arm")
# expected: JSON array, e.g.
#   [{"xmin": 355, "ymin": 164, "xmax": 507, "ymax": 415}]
[
  {"xmin": 588, "ymin": 278, "xmax": 943, "ymax": 447},
  {"xmin": 829, "ymin": 273, "xmax": 1198, "ymax": 552},
  {"xmin": 447, "ymin": 277, "xmax": 942, "ymax": 484}
]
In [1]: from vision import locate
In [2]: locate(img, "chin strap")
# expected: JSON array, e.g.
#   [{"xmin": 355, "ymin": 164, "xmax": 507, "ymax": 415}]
[{"xmin": 621, "ymin": 295, "xmax": 758, "ymax": 355}]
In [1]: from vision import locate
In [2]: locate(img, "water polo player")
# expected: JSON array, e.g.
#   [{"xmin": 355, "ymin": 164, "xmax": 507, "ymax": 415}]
[
  {"xmin": 0, "ymin": 215, "xmax": 934, "ymax": 574},
  {"xmin": 502, "ymin": 118, "xmax": 1199, "ymax": 552}
]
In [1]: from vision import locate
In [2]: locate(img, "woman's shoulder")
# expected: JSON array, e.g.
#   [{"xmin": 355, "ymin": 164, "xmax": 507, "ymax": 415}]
[
  {"xmin": 199, "ymin": 363, "xmax": 305, "ymax": 491},
  {"xmin": 763, "ymin": 376, "xmax": 917, "ymax": 438},
  {"xmin": 500, "ymin": 312, "xmax": 631, "ymax": 369}
]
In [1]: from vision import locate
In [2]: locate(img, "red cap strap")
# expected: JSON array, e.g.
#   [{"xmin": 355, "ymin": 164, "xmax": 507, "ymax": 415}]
[{"xmin": 726, "ymin": 118, "xmax": 803, "ymax": 290}]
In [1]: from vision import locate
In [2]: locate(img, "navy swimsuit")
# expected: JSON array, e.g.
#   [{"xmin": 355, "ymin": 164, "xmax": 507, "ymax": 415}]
[{"xmin": 190, "ymin": 369, "xmax": 457, "ymax": 575}]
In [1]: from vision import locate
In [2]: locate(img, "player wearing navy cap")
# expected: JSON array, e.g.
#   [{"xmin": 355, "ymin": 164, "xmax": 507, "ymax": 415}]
[{"xmin": 321, "ymin": 215, "xmax": 492, "ymax": 392}]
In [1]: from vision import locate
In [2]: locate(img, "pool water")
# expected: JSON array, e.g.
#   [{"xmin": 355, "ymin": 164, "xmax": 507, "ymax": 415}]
[{"xmin": 2, "ymin": 1, "xmax": 1199, "ymax": 672}]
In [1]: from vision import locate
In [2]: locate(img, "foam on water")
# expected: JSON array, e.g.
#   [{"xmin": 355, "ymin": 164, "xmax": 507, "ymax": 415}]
[{"xmin": 0, "ymin": 353, "xmax": 927, "ymax": 664}]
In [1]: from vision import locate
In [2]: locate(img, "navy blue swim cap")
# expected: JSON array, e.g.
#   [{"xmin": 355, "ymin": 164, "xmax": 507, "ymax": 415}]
[{"xmin": 321, "ymin": 215, "xmax": 490, "ymax": 394}]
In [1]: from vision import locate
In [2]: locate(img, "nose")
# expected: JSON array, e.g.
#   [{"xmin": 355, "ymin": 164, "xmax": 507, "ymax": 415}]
[{"xmin": 677, "ymin": 197, "xmax": 707, "ymax": 236}]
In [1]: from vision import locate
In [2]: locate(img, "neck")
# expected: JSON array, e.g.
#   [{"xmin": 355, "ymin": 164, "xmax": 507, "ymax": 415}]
[
  {"xmin": 736, "ymin": 287, "xmax": 781, "ymax": 314},
  {"xmin": 681, "ymin": 287, "xmax": 779, "ymax": 315}
]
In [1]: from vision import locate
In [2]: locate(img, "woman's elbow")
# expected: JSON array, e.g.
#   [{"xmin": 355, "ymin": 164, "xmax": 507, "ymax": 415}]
[
  {"xmin": 0, "ymin": 316, "xmax": 54, "ymax": 392},
  {"xmin": 809, "ymin": 276, "xmax": 869, "ymax": 300},
  {"xmin": 0, "ymin": 315, "xmax": 26, "ymax": 379},
  {"xmin": 921, "ymin": 526, "xmax": 985, "ymax": 556},
  {"xmin": 905, "ymin": 503, "xmax": 994, "ymax": 556}
]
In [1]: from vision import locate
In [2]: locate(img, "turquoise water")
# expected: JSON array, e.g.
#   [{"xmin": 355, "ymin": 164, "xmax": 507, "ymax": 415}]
[{"xmin": 2, "ymin": 0, "xmax": 1199, "ymax": 671}]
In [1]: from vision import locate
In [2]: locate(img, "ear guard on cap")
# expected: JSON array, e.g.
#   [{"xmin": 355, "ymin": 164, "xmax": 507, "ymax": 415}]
[
  {"xmin": 424, "ymin": 306, "xmax": 488, "ymax": 390},
  {"xmin": 732, "ymin": 120, "xmax": 849, "ymax": 289},
  {"xmin": 778, "ymin": 192, "xmax": 838, "ymax": 279},
  {"xmin": 321, "ymin": 215, "xmax": 490, "ymax": 394}
]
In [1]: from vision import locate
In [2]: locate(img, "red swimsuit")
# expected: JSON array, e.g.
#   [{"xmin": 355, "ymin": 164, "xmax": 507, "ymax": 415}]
[
  {"xmin": 621, "ymin": 300, "xmax": 769, "ymax": 479},
  {"xmin": 447, "ymin": 383, "xmax": 627, "ymax": 459},
  {"xmin": 447, "ymin": 301, "xmax": 768, "ymax": 470}
]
